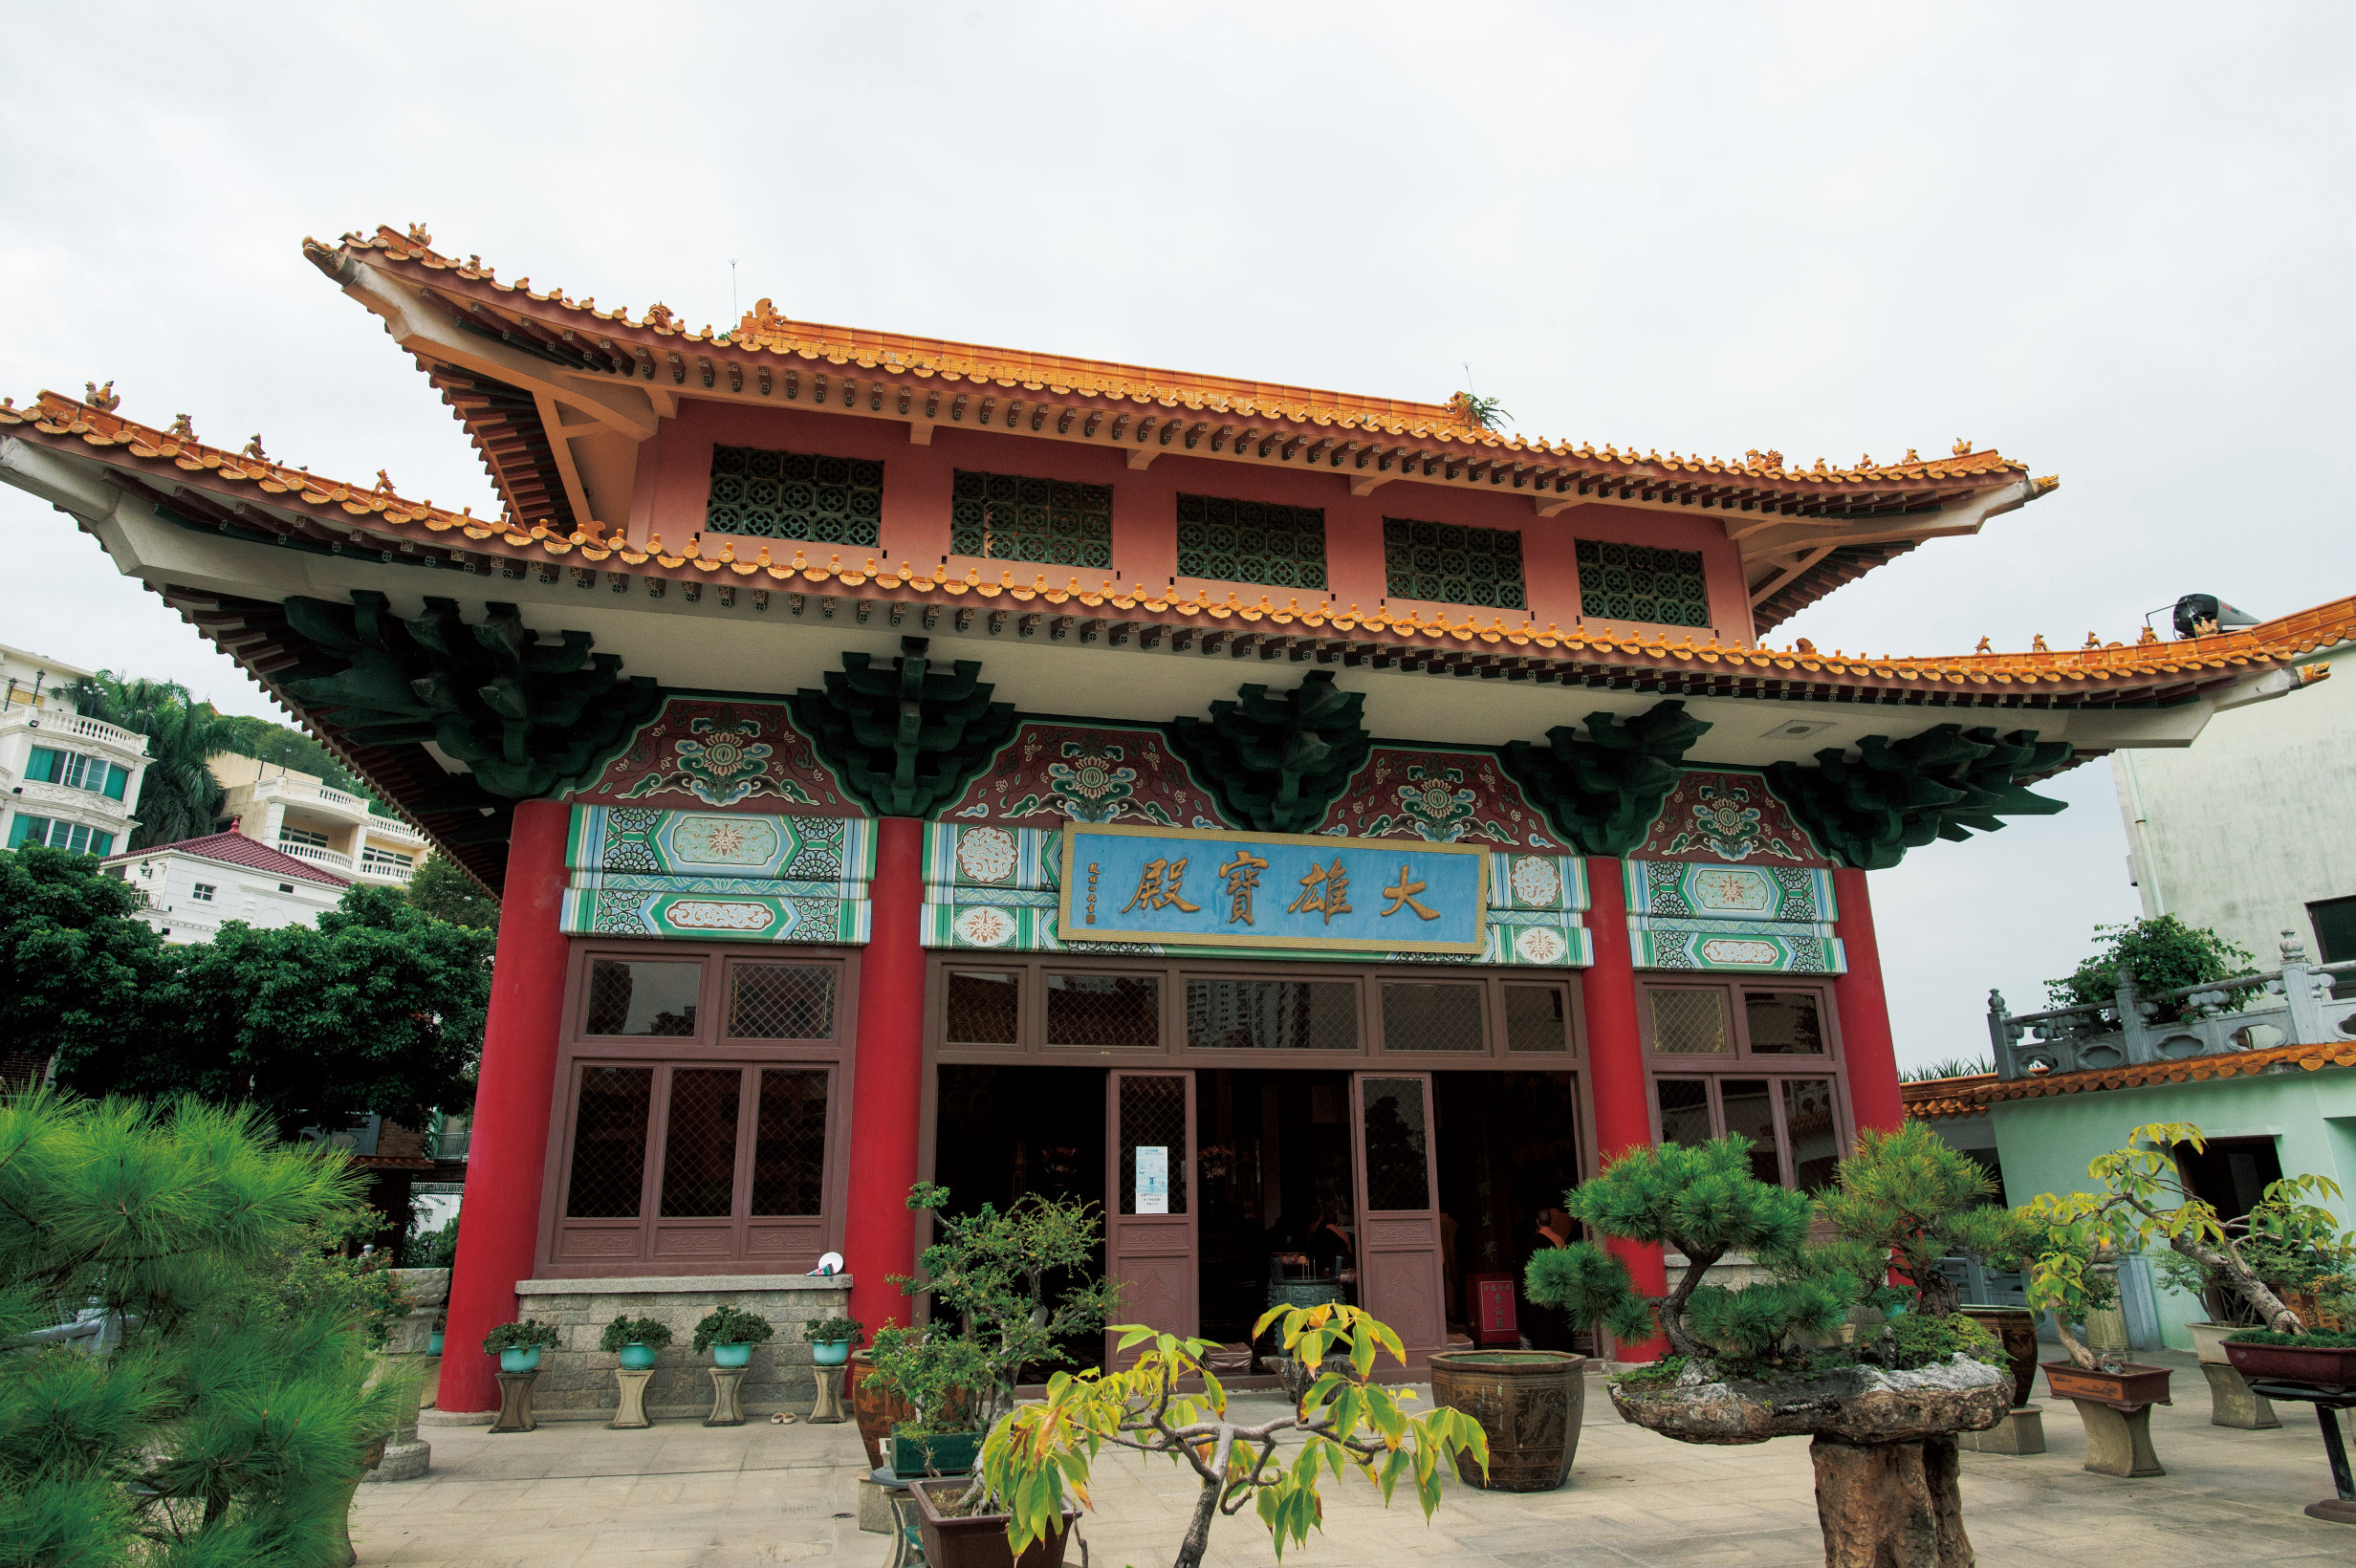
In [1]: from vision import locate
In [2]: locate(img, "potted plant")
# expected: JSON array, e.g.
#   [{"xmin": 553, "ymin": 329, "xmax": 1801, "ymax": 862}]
[
  {"xmin": 803, "ymin": 1314, "xmax": 864, "ymax": 1367},
  {"xmin": 870, "ymin": 1322, "xmax": 993, "ymax": 1478},
  {"xmin": 428, "ymin": 1310, "xmax": 446, "ymax": 1356},
  {"xmin": 599, "ymin": 1313, "xmax": 674, "ymax": 1370},
  {"xmin": 482, "ymin": 1318, "xmax": 560, "ymax": 1373},
  {"xmin": 1526, "ymin": 1135, "xmax": 2008, "ymax": 1567},
  {"xmin": 692, "ymin": 1305, "xmax": 774, "ymax": 1368},
  {"xmin": 966, "ymin": 1304, "xmax": 1487, "ymax": 1568}
]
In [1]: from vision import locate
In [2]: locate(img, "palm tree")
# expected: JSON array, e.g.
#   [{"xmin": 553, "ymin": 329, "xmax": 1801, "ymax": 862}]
[{"xmin": 70, "ymin": 675, "xmax": 238, "ymax": 849}]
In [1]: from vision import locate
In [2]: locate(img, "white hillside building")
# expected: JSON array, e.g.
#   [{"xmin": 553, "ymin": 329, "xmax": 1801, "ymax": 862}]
[
  {"xmin": 101, "ymin": 831, "xmax": 350, "ymax": 945},
  {"xmin": 0, "ymin": 642, "xmax": 149, "ymax": 859}
]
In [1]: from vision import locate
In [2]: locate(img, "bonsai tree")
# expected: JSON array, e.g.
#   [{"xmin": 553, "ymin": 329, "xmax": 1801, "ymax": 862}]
[
  {"xmin": 1813, "ymin": 1122, "xmax": 2036, "ymax": 1315},
  {"xmin": 692, "ymin": 1305, "xmax": 774, "ymax": 1356},
  {"xmin": 864, "ymin": 1320, "xmax": 990, "ymax": 1438},
  {"xmin": 802, "ymin": 1315, "xmax": 865, "ymax": 1346},
  {"xmin": 482, "ymin": 1319, "xmax": 561, "ymax": 1356},
  {"xmin": 885, "ymin": 1181, "xmax": 1117, "ymax": 1426},
  {"xmin": 598, "ymin": 1315, "xmax": 674, "ymax": 1354},
  {"xmin": 978, "ymin": 1304, "xmax": 1487, "ymax": 1568},
  {"xmin": 2018, "ymin": 1121, "xmax": 2350, "ymax": 1364}
]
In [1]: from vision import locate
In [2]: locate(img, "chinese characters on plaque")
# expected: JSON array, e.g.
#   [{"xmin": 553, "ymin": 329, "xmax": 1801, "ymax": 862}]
[{"xmin": 1061, "ymin": 823, "xmax": 1487, "ymax": 953}]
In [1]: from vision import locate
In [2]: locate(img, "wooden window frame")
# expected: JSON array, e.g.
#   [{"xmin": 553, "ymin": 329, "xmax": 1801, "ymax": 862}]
[
  {"xmin": 536, "ymin": 939, "xmax": 860, "ymax": 1279},
  {"xmin": 1640, "ymin": 977, "xmax": 1849, "ymax": 1191},
  {"xmin": 1647, "ymin": 1071, "xmax": 1851, "ymax": 1192}
]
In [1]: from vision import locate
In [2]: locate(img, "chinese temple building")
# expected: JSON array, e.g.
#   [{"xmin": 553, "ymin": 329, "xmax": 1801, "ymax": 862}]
[{"xmin": 5, "ymin": 223, "xmax": 2344, "ymax": 1416}]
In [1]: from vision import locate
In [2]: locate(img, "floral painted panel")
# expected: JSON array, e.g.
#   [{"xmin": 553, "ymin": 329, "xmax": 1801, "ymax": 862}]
[
  {"xmin": 939, "ymin": 723, "xmax": 1227, "ymax": 829},
  {"xmin": 561, "ymin": 806, "xmax": 876, "ymax": 945},
  {"xmin": 572, "ymin": 698, "xmax": 860, "ymax": 813},
  {"xmin": 1317, "ymin": 748, "xmax": 1565, "ymax": 849},
  {"xmin": 1622, "ymin": 858, "xmax": 1844, "ymax": 974},
  {"xmin": 1633, "ymin": 769, "xmax": 1826, "ymax": 866}
]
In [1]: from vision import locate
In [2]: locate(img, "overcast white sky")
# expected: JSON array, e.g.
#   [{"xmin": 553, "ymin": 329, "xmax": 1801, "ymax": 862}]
[{"xmin": 3, "ymin": 4, "xmax": 2349, "ymax": 1068}]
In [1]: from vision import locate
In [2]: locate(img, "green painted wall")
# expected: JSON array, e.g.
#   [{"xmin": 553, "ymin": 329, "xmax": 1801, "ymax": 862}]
[{"xmin": 1988, "ymin": 1066, "xmax": 2356, "ymax": 1350}]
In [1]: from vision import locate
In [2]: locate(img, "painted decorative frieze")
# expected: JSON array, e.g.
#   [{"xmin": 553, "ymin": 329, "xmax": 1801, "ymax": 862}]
[
  {"xmin": 938, "ymin": 723, "xmax": 1227, "ymax": 829},
  {"xmin": 1315, "ymin": 748, "xmax": 1567, "ymax": 849},
  {"xmin": 571, "ymin": 696, "xmax": 861, "ymax": 812},
  {"xmin": 1623, "ymin": 858, "xmax": 1844, "ymax": 975},
  {"xmin": 560, "ymin": 805, "xmax": 876, "ymax": 944},
  {"xmin": 918, "ymin": 821, "xmax": 1589, "ymax": 967},
  {"xmin": 1631, "ymin": 770, "xmax": 1827, "ymax": 865}
]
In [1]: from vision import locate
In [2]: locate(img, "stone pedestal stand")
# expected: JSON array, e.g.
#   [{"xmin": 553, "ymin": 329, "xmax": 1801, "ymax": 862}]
[
  {"xmin": 610, "ymin": 1368, "xmax": 655, "ymax": 1429},
  {"xmin": 1954, "ymin": 1404, "xmax": 2045, "ymax": 1455},
  {"xmin": 2067, "ymin": 1399, "xmax": 2164, "ymax": 1477},
  {"xmin": 707, "ymin": 1365, "xmax": 749, "ymax": 1426},
  {"xmin": 811, "ymin": 1364, "xmax": 847, "ymax": 1424},
  {"xmin": 362, "ymin": 1268, "xmax": 447, "ymax": 1483},
  {"xmin": 491, "ymin": 1370, "xmax": 539, "ymax": 1434},
  {"xmin": 2200, "ymin": 1361, "xmax": 2280, "ymax": 1428},
  {"xmin": 1811, "ymin": 1434, "xmax": 1968, "ymax": 1568}
]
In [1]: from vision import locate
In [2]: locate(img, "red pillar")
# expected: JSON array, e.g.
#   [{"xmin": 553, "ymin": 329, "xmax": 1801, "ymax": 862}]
[
  {"xmin": 1831, "ymin": 866, "xmax": 1905, "ymax": 1134},
  {"xmin": 1579, "ymin": 857, "xmax": 1669, "ymax": 1360},
  {"xmin": 843, "ymin": 816, "xmax": 926, "ymax": 1335},
  {"xmin": 437, "ymin": 798, "xmax": 574, "ymax": 1413}
]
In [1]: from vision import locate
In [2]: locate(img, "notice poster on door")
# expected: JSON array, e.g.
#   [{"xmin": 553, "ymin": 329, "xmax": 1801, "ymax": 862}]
[{"xmin": 1136, "ymin": 1145, "xmax": 1169, "ymax": 1214}]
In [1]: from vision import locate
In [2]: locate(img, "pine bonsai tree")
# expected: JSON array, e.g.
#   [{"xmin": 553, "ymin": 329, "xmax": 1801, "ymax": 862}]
[
  {"xmin": 0, "ymin": 1092, "xmax": 413, "ymax": 1566},
  {"xmin": 1813, "ymin": 1122, "xmax": 2034, "ymax": 1315}
]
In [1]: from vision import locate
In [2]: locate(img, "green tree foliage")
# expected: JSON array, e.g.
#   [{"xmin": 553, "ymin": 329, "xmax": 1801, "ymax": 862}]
[
  {"xmin": 0, "ymin": 1093, "xmax": 414, "ymax": 1566},
  {"xmin": 404, "ymin": 855, "xmax": 499, "ymax": 931},
  {"xmin": 980, "ymin": 1305, "xmax": 1486, "ymax": 1568},
  {"xmin": 1813, "ymin": 1122, "xmax": 2034, "ymax": 1315},
  {"xmin": 209, "ymin": 713, "xmax": 384, "ymax": 811},
  {"xmin": 68, "ymin": 674, "xmax": 239, "ymax": 848},
  {"xmin": 5, "ymin": 850, "xmax": 493, "ymax": 1140},
  {"xmin": 2045, "ymin": 915, "xmax": 2258, "ymax": 1014},
  {"xmin": 1525, "ymin": 1137, "xmax": 1847, "ymax": 1364}
]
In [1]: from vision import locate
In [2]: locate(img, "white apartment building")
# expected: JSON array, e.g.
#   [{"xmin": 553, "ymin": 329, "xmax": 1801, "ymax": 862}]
[
  {"xmin": 101, "ymin": 831, "xmax": 349, "ymax": 944},
  {"xmin": 209, "ymin": 753, "xmax": 431, "ymax": 885},
  {"xmin": 0, "ymin": 642, "xmax": 149, "ymax": 859}
]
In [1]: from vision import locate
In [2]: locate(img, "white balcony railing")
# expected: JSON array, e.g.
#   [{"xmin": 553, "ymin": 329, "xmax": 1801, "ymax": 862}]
[
  {"xmin": 1, "ymin": 709, "xmax": 149, "ymax": 755},
  {"xmin": 14, "ymin": 779, "xmax": 133, "ymax": 819},
  {"xmin": 249, "ymin": 773, "xmax": 425, "ymax": 841},
  {"xmin": 274, "ymin": 839, "xmax": 356, "ymax": 873},
  {"xmin": 354, "ymin": 857, "xmax": 418, "ymax": 883}
]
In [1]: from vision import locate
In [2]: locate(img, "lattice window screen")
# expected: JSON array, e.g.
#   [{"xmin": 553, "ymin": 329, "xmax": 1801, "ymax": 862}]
[
  {"xmin": 565, "ymin": 1066, "xmax": 653, "ymax": 1218},
  {"xmin": 1361, "ymin": 1078, "xmax": 1431, "ymax": 1211},
  {"xmin": 1647, "ymin": 988, "xmax": 1731, "ymax": 1054},
  {"xmin": 1046, "ymin": 974, "xmax": 1160, "ymax": 1048},
  {"xmin": 1184, "ymin": 979, "xmax": 1358, "ymax": 1051},
  {"xmin": 1383, "ymin": 517, "xmax": 1526, "ymax": 609},
  {"xmin": 1380, "ymin": 983, "xmax": 1486, "ymax": 1052},
  {"xmin": 1117, "ymin": 1076, "xmax": 1189, "ymax": 1216},
  {"xmin": 1574, "ymin": 538, "xmax": 1711, "ymax": 628},
  {"xmin": 1174, "ymin": 494, "xmax": 1327, "ymax": 589},
  {"xmin": 659, "ymin": 1068, "xmax": 743, "ymax": 1218},
  {"xmin": 705, "ymin": 446, "xmax": 884, "ymax": 545},
  {"xmin": 947, "ymin": 971, "xmax": 1019, "ymax": 1045},
  {"xmin": 1654, "ymin": 1078, "xmax": 1712, "ymax": 1146},
  {"xmin": 1504, "ymin": 986, "xmax": 1570, "ymax": 1052},
  {"xmin": 752, "ymin": 1069, "xmax": 830, "ymax": 1215},
  {"xmin": 728, "ymin": 964, "xmax": 836, "ymax": 1040},
  {"xmin": 950, "ymin": 470, "xmax": 1113, "ymax": 568}
]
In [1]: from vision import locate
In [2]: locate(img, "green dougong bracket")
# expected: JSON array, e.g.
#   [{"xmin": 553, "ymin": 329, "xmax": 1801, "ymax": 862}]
[
  {"xmin": 1166, "ymin": 669, "xmax": 1373, "ymax": 835},
  {"xmin": 1497, "ymin": 700, "xmax": 1711, "ymax": 857},
  {"xmin": 1766, "ymin": 726, "xmax": 2072, "ymax": 870},
  {"xmin": 280, "ymin": 591, "xmax": 663, "ymax": 799},
  {"xmin": 792, "ymin": 638, "xmax": 1018, "ymax": 818}
]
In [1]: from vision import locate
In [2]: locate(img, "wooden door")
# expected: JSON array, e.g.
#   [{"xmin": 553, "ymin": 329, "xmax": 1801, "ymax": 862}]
[
  {"xmin": 1105, "ymin": 1070, "xmax": 1196, "ymax": 1361},
  {"xmin": 1349, "ymin": 1072, "xmax": 1446, "ymax": 1363}
]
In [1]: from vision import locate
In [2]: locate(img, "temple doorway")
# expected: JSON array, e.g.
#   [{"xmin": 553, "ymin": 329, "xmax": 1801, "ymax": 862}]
[{"xmin": 1431, "ymin": 1070, "xmax": 1586, "ymax": 1350}]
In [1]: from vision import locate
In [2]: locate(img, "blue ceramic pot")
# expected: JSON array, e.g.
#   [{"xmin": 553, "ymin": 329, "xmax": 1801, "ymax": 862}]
[
  {"xmin": 713, "ymin": 1342, "xmax": 753, "ymax": 1368},
  {"xmin": 619, "ymin": 1342, "xmax": 659, "ymax": 1370},
  {"xmin": 812, "ymin": 1339, "xmax": 853, "ymax": 1367},
  {"xmin": 498, "ymin": 1345, "xmax": 542, "ymax": 1373},
  {"xmin": 428, "ymin": 1331, "xmax": 445, "ymax": 1354}
]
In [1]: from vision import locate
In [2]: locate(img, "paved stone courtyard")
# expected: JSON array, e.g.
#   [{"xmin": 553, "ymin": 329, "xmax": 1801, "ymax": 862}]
[{"xmin": 359, "ymin": 1350, "xmax": 2356, "ymax": 1567}]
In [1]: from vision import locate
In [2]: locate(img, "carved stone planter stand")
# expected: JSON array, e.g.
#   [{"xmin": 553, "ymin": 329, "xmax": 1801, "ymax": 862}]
[
  {"xmin": 707, "ymin": 1365, "xmax": 749, "ymax": 1427},
  {"xmin": 811, "ymin": 1364, "xmax": 847, "ymax": 1424},
  {"xmin": 610, "ymin": 1367, "xmax": 655, "ymax": 1429},
  {"xmin": 2043, "ymin": 1361, "xmax": 2172, "ymax": 1477},
  {"xmin": 1611, "ymin": 1357, "xmax": 2009, "ymax": 1568},
  {"xmin": 2189, "ymin": 1321, "xmax": 2280, "ymax": 1429},
  {"xmin": 491, "ymin": 1370, "xmax": 539, "ymax": 1434}
]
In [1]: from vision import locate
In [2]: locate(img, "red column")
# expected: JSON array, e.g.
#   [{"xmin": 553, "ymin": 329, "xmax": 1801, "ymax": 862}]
[
  {"xmin": 437, "ymin": 798, "xmax": 574, "ymax": 1413},
  {"xmin": 1579, "ymin": 857, "xmax": 1669, "ymax": 1360},
  {"xmin": 1831, "ymin": 866, "xmax": 1905, "ymax": 1134},
  {"xmin": 843, "ymin": 816, "xmax": 926, "ymax": 1335}
]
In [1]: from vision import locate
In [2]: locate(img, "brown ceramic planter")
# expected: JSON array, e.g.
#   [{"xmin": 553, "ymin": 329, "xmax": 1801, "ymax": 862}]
[
  {"xmin": 2223, "ymin": 1339, "xmax": 2356, "ymax": 1387},
  {"xmin": 2041, "ymin": 1360, "xmax": 2172, "ymax": 1411},
  {"xmin": 1959, "ymin": 1307, "xmax": 2038, "ymax": 1407},
  {"xmin": 911, "ymin": 1477, "xmax": 1079, "ymax": 1568},
  {"xmin": 1427, "ymin": 1350, "xmax": 1585, "ymax": 1491},
  {"xmin": 847, "ymin": 1351, "xmax": 915, "ymax": 1471}
]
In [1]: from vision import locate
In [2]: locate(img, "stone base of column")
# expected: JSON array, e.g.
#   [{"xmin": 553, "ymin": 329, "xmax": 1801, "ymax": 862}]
[
  {"xmin": 609, "ymin": 1368, "xmax": 655, "ymax": 1429},
  {"xmin": 1955, "ymin": 1405, "xmax": 2045, "ymax": 1455}
]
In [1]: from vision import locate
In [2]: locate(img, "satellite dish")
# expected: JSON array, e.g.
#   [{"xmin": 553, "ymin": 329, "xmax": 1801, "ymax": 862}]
[
  {"xmin": 813, "ymin": 1252, "xmax": 845, "ymax": 1277},
  {"xmin": 2173, "ymin": 593, "xmax": 2260, "ymax": 640}
]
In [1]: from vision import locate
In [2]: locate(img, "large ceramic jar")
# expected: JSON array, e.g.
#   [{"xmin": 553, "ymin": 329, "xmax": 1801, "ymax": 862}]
[
  {"xmin": 1958, "ymin": 1306, "xmax": 2039, "ymax": 1407},
  {"xmin": 1427, "ymin": 1350, "xmax": 1586, "ymax": 1491}
]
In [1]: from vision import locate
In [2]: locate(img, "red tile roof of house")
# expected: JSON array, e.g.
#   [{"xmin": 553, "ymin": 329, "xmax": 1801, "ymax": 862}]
[{"xmin": 106, "ymin": 832, "xmax": 351, "ymax": 888}]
